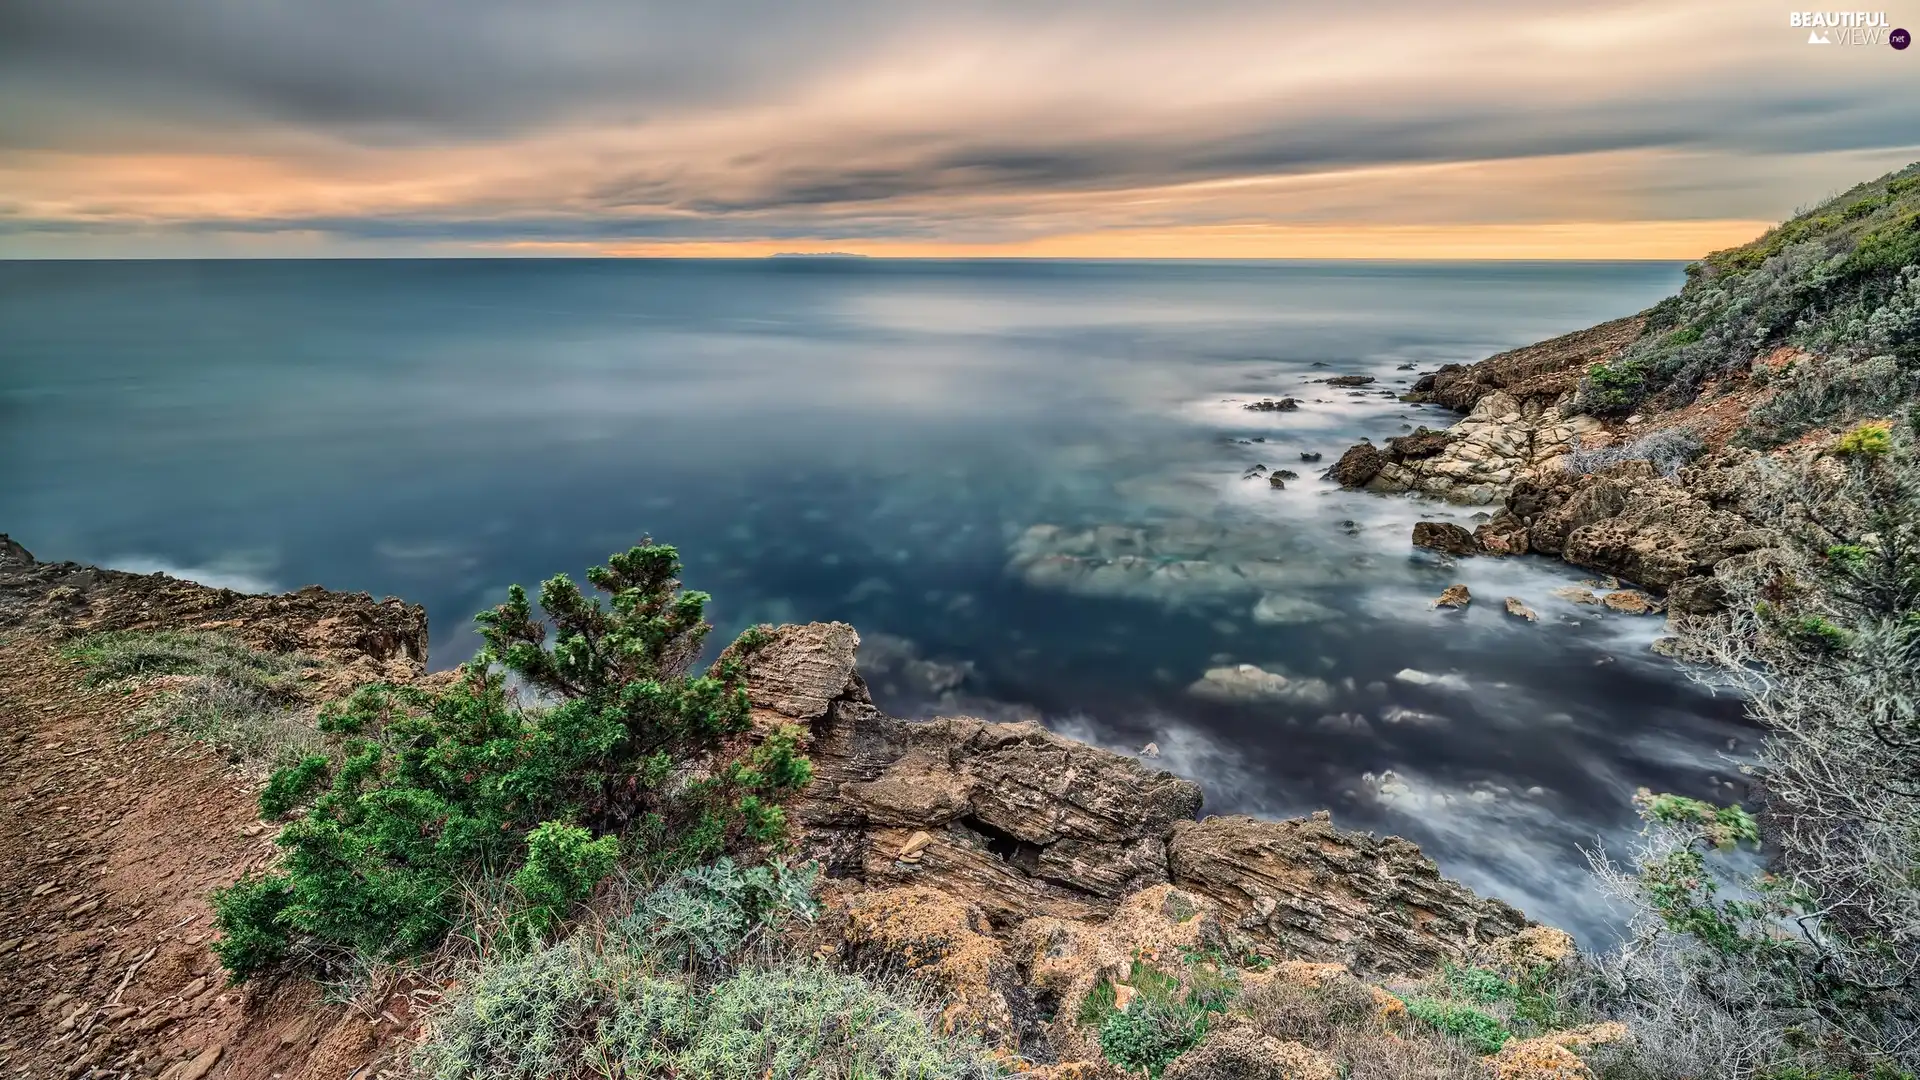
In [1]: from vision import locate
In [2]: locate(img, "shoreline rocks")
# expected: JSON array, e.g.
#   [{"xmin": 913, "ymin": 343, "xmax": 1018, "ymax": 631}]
[
  {"xmin": 1411, "ymin": 521, "xmax": 1478, "ymax": 556},
  {"xmin": 1314, "ymin": 312, "xmax": 1790, "ymax": 609},
  {"xmin": 737, "ymin": 622, "xmax": 1534, "ymax": 975}
]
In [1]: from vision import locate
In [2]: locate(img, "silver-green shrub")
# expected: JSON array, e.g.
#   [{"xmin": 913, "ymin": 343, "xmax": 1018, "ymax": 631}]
[{"xmin": 414, "ymin": 860, "xmax": 1000, "ymax": 1080}]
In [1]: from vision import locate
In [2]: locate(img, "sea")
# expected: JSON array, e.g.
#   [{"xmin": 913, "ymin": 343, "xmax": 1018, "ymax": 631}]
[{"xmin": 0, "ymin": 258, "xmax": 1751, "ymax": 942}]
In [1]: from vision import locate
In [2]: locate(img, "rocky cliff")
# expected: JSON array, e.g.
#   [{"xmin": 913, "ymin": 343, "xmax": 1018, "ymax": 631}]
[
  {"xmin": 0, "ymin": 535, "xmax": 427, "ymax": 696},
  {"xmin": 737, "ymin": 622, "xmax": 1531, "ymax": 974},
  {"xmin": 1334, "ymin": 160, "xmax": 1920, "ymax": 605},
  {"xmin": 734, "ymin": 621, "xmax": 1546, "ymax": 1061}
]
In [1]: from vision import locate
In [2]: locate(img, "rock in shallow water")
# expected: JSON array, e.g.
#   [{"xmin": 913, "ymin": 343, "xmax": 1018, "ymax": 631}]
[
  {"xmin": 1330, "ymin": 442, "xmax": 1387, "ymax": 487},
  {"xmin": 1411, "ymin": 521, "xmax": 1478, "ymax": 556},
  {"xmin": 1601, "ymin": 589, "xmax": 1659, "ymax": 615},
  {"xmin": 1432, "ymin": 584, "xmax": 1472, "ymax": 609}
]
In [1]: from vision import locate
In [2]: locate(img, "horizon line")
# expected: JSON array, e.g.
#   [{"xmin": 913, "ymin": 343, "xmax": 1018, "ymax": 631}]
[{"xmin": 0, "ymin": 253, "xmax": 1706, "ymax": 264}]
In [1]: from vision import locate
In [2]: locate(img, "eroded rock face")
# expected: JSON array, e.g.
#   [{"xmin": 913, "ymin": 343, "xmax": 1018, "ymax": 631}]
[
  {"xmin": 1502, "ymin": 459, "xmax": 1768, "ymax": 590},
  {"xmin": 1419, "ymin": 316, "xmax": 1642, "ymax": 412},
  {"xmin": 733, "ymin": 620, "xmax": 862, "ymax": 721},
  {"xmin": 739, "ymin": 624, "xmax": 1538, "ymax": 976},
  {"xmin": 1386, "ymin": 427, "xmax": 1452, "ymax": 460},
  {"xmin": 1167, "ymin": 814, "xmax": 1528, "ymax": 974},
  {"xmin": 1337, "ymin": 319, "xmax": 1638, "ymax": 506},
  {"xmin": 1362, "ymin": 391, "xmax": 1607, "ymax": 505}
]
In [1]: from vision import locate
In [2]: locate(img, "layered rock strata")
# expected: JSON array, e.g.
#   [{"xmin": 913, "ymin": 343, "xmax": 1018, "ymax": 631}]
[{"xmin": 740, "ymin": 621, "xmax": 1531, "ymax": 976}]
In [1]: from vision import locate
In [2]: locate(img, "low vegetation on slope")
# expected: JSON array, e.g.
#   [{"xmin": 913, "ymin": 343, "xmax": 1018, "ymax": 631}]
[
  {"xmin": 410, "ymin": 859, "xmax": 1005, "ymax": 1080},
  {"xmin": 1580, "ymin": 162, "xmax": 1920, "ymax": 443},
  {"xmin": 1577, "ymin": 430, "xmax": 1920, "ymax": 1079},
  {"xmin": 65, "ymin": 628, "xmax": 322, "ymax": 764}
]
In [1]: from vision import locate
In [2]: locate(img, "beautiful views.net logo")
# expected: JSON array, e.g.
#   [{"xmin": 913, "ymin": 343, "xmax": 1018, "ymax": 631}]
[{"xmin": 1789, "ymin": 10, "xmax": 1908, "ymax": 46}]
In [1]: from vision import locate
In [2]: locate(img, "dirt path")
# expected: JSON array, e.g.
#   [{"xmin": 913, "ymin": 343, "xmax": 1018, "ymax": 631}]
[{"xmin": 0, "ymin": 640, "xmax": 410, "ymax": 1079}]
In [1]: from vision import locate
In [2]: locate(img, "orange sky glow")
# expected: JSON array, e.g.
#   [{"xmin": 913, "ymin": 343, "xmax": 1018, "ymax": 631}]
[{"xmin": 2, "ymin": 1, "xmax": 1916, "ymax": 259}]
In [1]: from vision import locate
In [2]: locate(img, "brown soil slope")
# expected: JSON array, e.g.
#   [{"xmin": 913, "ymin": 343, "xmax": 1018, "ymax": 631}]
[{"xmin": 0, "ymin": 537, "xmax": 429, "ymax": 1080}]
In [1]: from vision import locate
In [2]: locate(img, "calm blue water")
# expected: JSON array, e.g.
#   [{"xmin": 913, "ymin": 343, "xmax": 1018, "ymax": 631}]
[{"xmin": 0, "ymin": 258, "xmax": 1748, "ymax": 940}]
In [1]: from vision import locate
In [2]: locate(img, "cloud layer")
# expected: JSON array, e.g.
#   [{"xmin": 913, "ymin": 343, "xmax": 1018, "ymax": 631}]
[{"xmin": 3, "ymin": 0, "xmax": 1917, "ymax": 256}]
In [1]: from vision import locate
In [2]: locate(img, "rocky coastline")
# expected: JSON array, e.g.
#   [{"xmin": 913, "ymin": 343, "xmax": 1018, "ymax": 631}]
[
  {"xmin": 1326, "ymin": 315, "xmax": 1786, "ymax": 612},
  {"xmin": 0, "ymin": 535, "xmax": 1559, "ymax": 1076}
]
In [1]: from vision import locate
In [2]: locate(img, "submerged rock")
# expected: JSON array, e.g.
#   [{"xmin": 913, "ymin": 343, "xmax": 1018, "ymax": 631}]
[
  {"xmin": 1245, "ymin": 398, "xmax": 1301, "ymax": 412},
  {"xmin": 1504, "ymin": 597, "xmax": 1540, "ymax": 622},
  {"xmin": 1250, "ymin": 593, "xmax": 1340, "ymax": 625},
  {"xmin": 1394, "ymin": 668, "xmax": 1472, "ymax": 691},
  {"xmin": 1188, "ymin": 664, "xmax": 1334, "ymax": 706},
  {"xmin": 1324, "ymin": 375, "xmax": 1375, "ymax": 387},
  {"xmin": 1432, "ymin": 584, "xmax": 1472, "ymax": 609}
]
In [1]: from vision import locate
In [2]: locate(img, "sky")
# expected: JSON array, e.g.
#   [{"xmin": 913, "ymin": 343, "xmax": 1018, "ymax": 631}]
[{"xmin": 2, "ymin": 0, "xmax": 1917, "ymax": 259}]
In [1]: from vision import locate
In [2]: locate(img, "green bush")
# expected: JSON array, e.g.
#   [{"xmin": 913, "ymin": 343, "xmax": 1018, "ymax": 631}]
[
  {"xmin": 315, "ymin": 681, "xmax": 406, "ymax": 734},
  {"xmin": 512, "ymin": 821, "xmax": 621, "ymax": 936},
  {"xmin": 1634, "ymin": 791, "xmax": 1760, "ymax": 851},
  {"xmin": 1835, "ymin": 422, "xmax": 1895, "ymax": 456},
  {"xmin": 209, "ymin": 873, "xmax": 297, "ymax": 977},
  {"xmin": 1404, "ymin": 997, "xmax": 1511, "ymax": 1054},
  {"xmin": 257, "ymin": 753, "xmax": 329, "ymax": 819},
  {"xmin": 210, "ymin": 543, "xmax": 814, "ymax": 981},
  {"xmin": 1083, "ymin": 956, "xmax": 1238, "ymax": 1078},
  {"xmin": 1439, "ymin": 963, "xmax": 1515, "ymax": 1006},
  {"xmin": 1584, "ymin": 357, "xmax": 1654, "ymax": 414}
]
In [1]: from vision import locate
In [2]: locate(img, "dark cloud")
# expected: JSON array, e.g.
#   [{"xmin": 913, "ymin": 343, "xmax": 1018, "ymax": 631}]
[
  {"xmin": 0, "ymin": 0, "xmax": 906, "ymax": 144},
  {"xmin": 2, "ymin": 0, "xmax": 1917, "ymax": 252}
]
